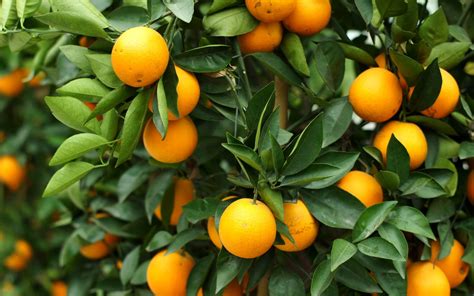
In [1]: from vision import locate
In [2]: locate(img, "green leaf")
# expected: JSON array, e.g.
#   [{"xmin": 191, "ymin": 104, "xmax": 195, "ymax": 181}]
[
  {"xmin": 59, "ymin": 231, "xmax": 81, "ymax": 266},
  {"xmin": 183, "ymin": 198, "xmax": 220, "ymax": 224},
  {"xmin": 408, "ymin": 59, "xmax": 442, "ymax": 112},
  {"xmin": 257, "ymin": 181, "xmax": 284, "ymax": 221},
  {"xmin": 281, "ymin": 33, "xmax": 310, "ymax": 77},
  {"xmin": 130, "ymin": 260, "xmax": 150, "ymax": 285},
  {"xmin": 389, "ymin": 50, "xmax": 423, "ymax": 86},
  {"xmin": 16, "ymin": 0, "xmax": 41, "ymax": 25},
  {"xmin": 117, "ymin": 90, "xmax": 150, "ymax": 166},
  {"xmin": 120, "ymin": 246, "xmax": 140, "ymax": 285},
  {"xmin": 355, "ymin": 0, "xmax": 373, "ymax": 24},
  {"xmin": 43, "ymin": 161, "xmax": 95, "ymax": 197},
  {"xmin": 378, "ymin": 223, "xmax": 408, "ymax": 259},
  {"xmin": 100, "ymin": 109, "xmax": 119, "ymax": 140},
  {"xmin": 207, "ymin": 0, "xmax": 239, "ymax": 14},
  {"xmin": 166, "ymin": 228, "xmax": 206, "ymax": 254},
  {"xmin": 87, "ymin": 86, "xmax": 135, "ymax": 121},
  {"xmin": 386, "ymin": 135, "xmax": 410, "ymax": 183},
  {"xmin": 216, "ymin": 249, "xmax": 251, "ymax": 293},
  {"xmin": 386, "ymin": 206, "xmax": 435, "ymax": 239},
  {"xmin": 246, "ymin": 82, "xmax": 275, "ymax": 134},
  {"xmin": 437, "ymin": 220, "xmax": 454, "ymax": 260},
  {"xmin": 322, "ymin": 98, "xmax": 353, "ymax": 148},
  {"xmin": 162, "ymin": 63, "xmax": 179, "ymax": 119},
  {"xmin": 406, "ymin": 115, "xmax": 458, "ymax": 137},
  {"xmin": 426, "ymin": 42, "xmax": 471, "ymax": 70},
  {"xmin": 60, "ymin": 45, "xmax": 94, "ymax": 73},
  {"xmin": 419, "ymin": 8, "xmax": 449, "ymax": 47},
  {"xmin": 49, "ymin": 133, "xmax": 109, "ymax": 166},
  {"xmin": 270, "ymin": 135, "xmax": 284, "ymax": 176},
  {"xmin": 247, "ymin": 251, "xmax": 274, "ymax": 291},
  {"xmin": 376, "ymin": 0, "xmax": 407, "ymax": 18},
  {"xmin": 314, "ymin": 42, "xmax": 345, "ymax": 92},
  {"xmin": 330, "ymin": 239, "xmax": 358, "ymax": 272},
  {"xmin": 375, "ymin": 170, "xmax": 400, "ymax": 191},
  {"xmin": 426, "ymin": 198, "xmax": 456, "ymax": 223},
  {"xmin": 357, "ymin": 237, "xmax": 405, "ymax": 261},
  {"xmin": 187, "ymin": 254, "xmax": 215, "ymax": 296},
  {"xmin": 35, "ymin": 12, "xmax": 109, "ymax": 39},
  {"xmin": 338, "ymin": 42, "xmax": 377, "ymax": 66},
  {"xmin": 249, "ymin": 52, "xmax": 303, "ymax": 86},
  {"xmin": 163, "ymin": 0, "xmax": 194, "ymax": 23},
  {"xmin": 363, "ymin": 146, "xmax": 384, "ymax": 166},
  {"xmin": 145, "ymin": 171, "xmax": 174, "ymax": 222},
  {"xmin": 152, "ymin": 79, "xmax": 169, "ymax": 137},
  {"xmin": 352, "ymin": 201, "xmax": 398, "ymax": 243},
  {"xmin": 310, "ymin": 259, "xmax": 334, "ymax": 296},
  {"xmin": 51, "ymin": 0, "xmax": 109, "ymax": 27},
  {"xmin": 118, "ymin": 163, "xmax": 153, "ymax": 203},
  {"xmin": 459, "ymin": 141, "xmax": 474, "ymax": 159},
  {"xmin": 269, "ymin": 268, "xmax": 305, "ymax": 296},
  {"xmin": 1, "ymin": 0, "xmax": 18, "ymax": 29},
  {"xmin": 335, "ymin": 260, "xmax": 381, "ymax": 293},
  {"xmin": 174, "ymin": 45, "xmax": 232, "ymax": 73},
  {"xmin": 108, "ymin": 6, "xmax": 149, "ymax": 31},
  {"xmin": 87, "ymin": 54, "xmax": 122, "ymax": 88},
  {"xmin": 222, "ymin": 143, "xmax": 264, "ymax": 173},
  {"xmin": 374, "ymin": 270, "xmax": 406, "ymax": 295},
  {"xmin": 391, "ymin": 0, "xmax": 418, "ymax": 42},
  {"xmin": 57, "ymin": 78, "xmax": 110, "ymax": 100},
  {"xmin": 203, "ymin": 7, "xmax": 257, "ymax": 37},
  {"xmin": 146, "ymin": 231, "xmax": 173, "ymax": 252},
  {"xmin": 400, "ymin": 171, "xmax": 451, "ymax": 199}
]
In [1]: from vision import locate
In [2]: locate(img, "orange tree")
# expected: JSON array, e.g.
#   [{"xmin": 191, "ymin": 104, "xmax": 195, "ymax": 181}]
[{"xmin": 0, "ymin": 0, "xmax": 473, "ymax": 295}]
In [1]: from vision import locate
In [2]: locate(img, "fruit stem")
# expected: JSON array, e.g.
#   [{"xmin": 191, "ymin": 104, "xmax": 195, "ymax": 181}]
[
  {"xmin": 275, "ymin": 76, "xmax": 288, "ymax": 129},
  {"xmin": 233, "ymin": 38, "xmax": 253, "ymax": 101}
]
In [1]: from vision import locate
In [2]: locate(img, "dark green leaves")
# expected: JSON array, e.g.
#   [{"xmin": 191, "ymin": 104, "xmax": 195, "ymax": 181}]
[
  {"xmin": 49, "ymin": 133, "xmax": 109, "ymax": 166},
  {"xmin": 331, "ymin": 239, "xmax": 358, "ymax": 271},
  {"xmin": 386, "ymin": 206, "xmax": 435, "ymax": 239},
  {"xmin": 120, "ymin": 246, "xmax": 140, "ymax": 285},
  {"xmin": 281, "ymin": 33, "xmax": 310, "ymax": 77},
  {"xmin": 389, "ymin": 50, "xmax": 423, "ymax": 86},
  {"xmin": 352, "ymin": 201, "xmax": 398, "ymax": 243},
  {"xmin": 408, "ymin": 59, "xmax": 442, "ymax": 112},
  {"xmin": 268, "ymin": 268, "xmax": 305, "ymax": 296},
  {"xmin": 163, "ymin": 0, "xmax": 194, "ymax": 23},
  {"xmin": 222, "ymin": 143, "xmax": 264, "ymax": 172},
  {"xmin": 257, "ymin": 181, "xmax": 284, "ymax": 221},
  {"xmin": 386, "ymin": 135, "xmax": 410, "ymax": 182},
  {"xmin": 419, "ymin": 8, "xmax": 449, "ymax": 47},
  {"xmin": 174, "ymin": 45, "xmax": 232, "ymax": 73},
  {"xmin": 310, "ymin": 259, "xmax": 334, "ymax": 296},
  {"xmin": 322, "ymin": 98, "xmax": 353, "ymax": 148},
  {"xmin": 203, "ymin": 7, "xmax": 257, "ymax": 37},
  {"xmin": 376, "ymin": 0, "xmax": 407, "ymax": 19},
  {"xmin": 43, "ymin": 162, "xmax": 95, "ymax": 197},
  {"xmin": 355, "ymin": 0, "xmax": 373, "ymax": 24},
  {"xmin": 357, "ymin": 237, "xmax": 405, "ymax": 261},
  {"xmin": 249, "ymin": 53, "xmax": 303, "ymax": 86},
  {"xmin": 313, "ymin": 42, "xmax": 345, "ymax": 92},
  {"xmin": 215, "ymin": 249, "xmax": 251, "ymax": 293}
]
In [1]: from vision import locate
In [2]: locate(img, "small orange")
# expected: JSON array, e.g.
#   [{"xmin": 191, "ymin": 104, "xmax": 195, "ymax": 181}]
[
  {"xmin": 0, "ymin": 69, "xmax": 26, "ymax": 98},
  {"xmin": 282, "ymin": 0, "xmax": 331, "ymax": 36},
  {"xmin": 238, "ymin": 22, "xmax": 283, "ymax": 54},
  {"xmin": 375, "ymin": 53, "xmax": 408, "ymax": 89},
  {"xmin": 3, "ymin": 253, "xmax": 28, "ymax": 272},
  {"xmin": 349, "ymin": 68, "xmax": 403, "ymax": 122},
  {"xmin": 111, "ymin": 27, "xmax": 169, "ymax": 87},
  {"xmin": 155, "ymin": 178, "xmax": 195, "ymax": 225},
  {"xmin": 79, "ymin": 36, "xmax": 95, "ymax": 48},
  {"xmin": 0, "ymin": 155, "xmax": 26, "ymax": 191},
  {"xmin": 146, "ymin": 249, "xmax": 195, "ymax": 296},
  {"xmin": 28, "ymin": 71, "xmax": 46, "ymax": 87},
  {"xmin": 407, "ymin": 261, "xmax": 450, "ymax": 296},
  {"xmin": 207, "ymin": 216, "xmax": 222, "ymax": 249},
  {"xmin": 467, "ymin": 170, "xmax": 474, "ymax": 205},
  {"xmin": 223, "ymin": 279, "xmax": 243, "ymax": 296},
  {"xmin": 51, "ymin": 281, "xmax": 67, "ymax": 296},
  {"xmin": 337, "ymin": 171, "xmax": 384, "ymax": 207},
  {"xmin": 142, "ymin": 117, "xmax": 198, "ymax": 163},
  {"xmin": 275, "ymin": 200, "xmax": 318, "ymax": 252},
  {"xmin": 84, "ymin": 101, "xmax": 103, "ymax": 120},
  {"xmin": 15, "ymin": 240, "xmax": 32, "ymax": 261},
  {"xmin": 373, "ymin": 121, "xmax": 428, "ymax": 170},
  {"xmin": 219, "ymin": 198, "xmax": 276, "ymax": 259},
  {"xmin": 79, "ymin": 240, "xmax": 110, "ymax": 260},
  {"xmin": 430, "ymin": 239, "xmax": 470, "ymax": 288},
  {"xmin": 245, "ymin": 0, "xmax": 296, "ymax": 23}
]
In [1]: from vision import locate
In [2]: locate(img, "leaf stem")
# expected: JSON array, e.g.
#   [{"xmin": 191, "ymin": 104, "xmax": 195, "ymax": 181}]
[{"xmin": 233, "ymin": 38, "xmax": 252, "ymax": 101}]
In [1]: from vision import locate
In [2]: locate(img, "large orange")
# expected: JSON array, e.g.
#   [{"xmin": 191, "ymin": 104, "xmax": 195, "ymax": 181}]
[
  {"xmin": 430, "ymin": 239, "xmax": 470, "ymax": 288},
  {"xmin": 373, "ymin": 121, "xmax": 428, "ymax": 170},
  {"xmin": 407, "ymin": 261, "xmax": 450, "ymax": 296},
  {"xmin": 419, "ymin": 69, "xmax": 460, "ymax": 119},
  {"xmin": 375, "ymin": 53, "xmax": 408, "ymax": 89},
  {"xmin": 349, "ymin": 68, "xmax": 403, "ymax": 123},
  {"xmin": 51, "ymin": 281, "xmax": 67, "ymax": 296},
  {"xmin": 155, "ymin": 178, "xmax": 195, "ymax": 225},
  {"xmin": 111, "ymin": 27, "xmax": 169, "ymax": 87},
  {"xmin": 275, "ymin": 200, "xmax": 318, "ymax": 252},
  {"xmin": 0, "ymin": 155, "xmax": 26, "ymax": 191},
  {"xmin": 467, "ymin": 170, "xmax": 474, "ymax": 205},
  {"xmin": 219, "ymin": 198, "xmax": 276, "ymax": 259},
  {"xmin": 146, "ymin": 249, "xmax": 195, "ymax": 296},
  {"xmin": 0, "ymin": 69, "xmax": 26, "ymax": 97},
  {"xmin": 142, "ymin": 117, "xmax": 198, "ymax": 163},
  {"xmin": 238, "ymin": 22, "xmax": 283, "ymax": 54},
  {"xmin": 207, "ymin": 216, "xmax": 222, "ymax": 249},
  {"xmin": 282, "ymin": 0, "xmax": 331, "ymax": 36},
  {"xmin": 337, "ymin": 171, "xmax": 384, "ymax": 207},
  {"xmin": 245, "ymin": 0, "xmax": 296, "ymax": 23}
]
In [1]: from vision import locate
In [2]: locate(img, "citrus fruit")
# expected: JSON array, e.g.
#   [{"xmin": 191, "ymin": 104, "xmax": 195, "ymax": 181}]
[
  {"xmin": 79, "ymin": 36, "xmax": 95, "ymax": 48},
  {"xmin": 79, "ymin": 240, "xmax": 110, "ymax": 260},
  {"xmin": 407, "ymin": 261, "xmax": 450, "ymax": 296},
  {"xmin": 275, "ymin": 200, "xmax": 318, "ymax": 252},
  {"xmin": 430, "ymin": 239, "xmax": 470, "ymax": 288},
  {"xmin": 223, "ymin": 279, "xmax": 243, "ymax": 296},
  {"xmin": 282, "ymin": 0, "xmax": 331, "ymax": 36},
  {"xmin": 375, "ymin": 53, "xmax": 408, "ymax": 89},
  {"xmin": 111, "ymin": 26, "xmax": 169, "ymax": 87},
  {"xmin": 373, "ymin": 121, "xmax": 428, "ymax": 170},
  {"xmin": 142, "ymin": 117, "xmax": 198, "ymax": 163},
  {"xmin": 146, "ymin": 249, "xmax": 195, "ymax": 296},
  {"xmin": 84, "ymin": 102, "xmax": 103, "ymax": 120},
  {"xmin": 51, "ymin": 281, "xmax": 67, "ymax": 296},
  {"xmin": 0, "ymin": 69, "xmax": 26, "ymax": 98},
  {"xmin": 0, "ymin": 155, "xmax": 26, "ymax": 191},
  {"xmin": 337, "ymin": 171, "xmax": 384, "ymax": 207},
  {"xmin": 467, "ymin": 170, "xmax": 474, "ymax": 205},
  {"xmin": 28, "ymin": 71, "xmax": 46, "ymax": 88},
  {"xmin": 349, "ymin": 68, "xmax": 403, "ymax": 122},
  {"xmin": 15, "ymin": 240, "xmax": 32, "ymax": 261},
  {"xmin": 245, "ymin": 0, "xmax": 296, "ymax": 22},
  {"xmin": 155, "ymin": 178, "xmax": 195, "ymax": 225},
  {"xmin": 116, "ymin": 260, "xmax": 123, "ymax": 270},
  {"xmin": 207, "ymin": 216, "xmax": 222, "ymax": 249},
  {"xmin": 219, "ymin": 198, "xmax": 276, "ymax": 259},
  {"xmin": 3, "ymin": 253, "xmax": 28, "ymax": 272},
  {"xmin": 238, "ymin": 22, "xmax": 283, "ymax": 54}
]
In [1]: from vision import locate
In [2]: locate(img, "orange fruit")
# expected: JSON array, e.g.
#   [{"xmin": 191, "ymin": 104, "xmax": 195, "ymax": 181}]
[
  {"xmin": 116, "ymin": 260, "xmax": 123, "ymax": 270},
  {"xmin": 142, "ymin": 117, "xmax": 198, "ymax": 163},
  {"xmin": 0, "ymin": 69, "xmax": 26, "ymax": 97},
  {"xmin": 349, "ymin": 68, "xmax": 403, "ymax": 123},
  {"xmin": 245, "ymin": 0, "xmax": 296, "ymax": 22},
  {"xmin": 238, "ymin": 22, "xmax": 283, "ymax": 54},
  {"xmin": 15, "ymin": 240, "xmax": 32, "ymax": 261},
  {"xmin": 111, "ymin": 27, "xmax": 169, "ymax": 87},
  {"xmin": 282, "ymin": 0, "xmax": 331, "ymax": 36},
  {"xmin": 430, "ymin": 239, "xmax": 470, "ymax": 288},
  {"xmin": 223, "ymin": 279, "xmax": 243, "ymax": 296},
  {"xmin": 84, "ymin": 102, "xmax": 103, "ymax": 120},
  {"xmin": 275, "ymin": 200, "xmax": 318, "ymax": 252},
  {"xmin": 207, "ymin": 216, "xmax": 222, "ymax": 249},
  {"xmin": 375, "ymin": 53, "xmax": 408, "ymax": 89},
  {"xmin": 148, "ymin": 66, "xmax": 200, "ymax": 120},
  {"xmin": 467, "ymin": 170, "xmax": 474, "ymax": 205},
  {"xmin": 51, "ymin": 281, "xmax": 67, "ymax": 296},
  {"xmin": 337, "ymin": 171, "xmax": 384, "ymax": 207},
  {"xmin": 219, "ymin": 198, "xmax": 276, "ymax": 259},
  {"xmin": 0, "ymin": 155, "xmax": 26, "ymax": 191},
  {"xmin": 407, "ymin": 261, "xmax": 450, "ymax": 296},
  {"xmin": 373, "ymin": 121, "xmax": 428, "ymax": 170},
  {"xmin": 29, "ymin": 71, "xmax": 46, "ymax": 87},
  {"xmin": 146, "ymin": 249, "xmax": 195, "ymax": 296},
  {"xmin": 79, "ymin": 240, "xmax": 110, "ymax": 260},
  {"xmin": 79, "ymin": 36, "xmax": 95, "ymax": 48},
  {"xmin": 3, "ymin": 253, "xmax": 28, "ymax": 272},
  {"xmin": 155, "ymin": 178, "xmax": 195, "ymax": 225}
]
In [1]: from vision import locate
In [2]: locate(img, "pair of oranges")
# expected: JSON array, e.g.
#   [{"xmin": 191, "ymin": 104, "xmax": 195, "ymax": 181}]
[{"xmin": 3, "ymin": 240, "xmax": 33, "ymax": 272}]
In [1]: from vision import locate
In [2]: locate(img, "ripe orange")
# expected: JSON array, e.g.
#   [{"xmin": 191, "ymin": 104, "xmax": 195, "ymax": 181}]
[
  {"xmin": 418, "ymin": 69, "xmax": 460, "ymax": 119},
  {"xmin": 349, "ymin": 68, "xmax": 403, "ymax": 123},
  {"xmin": 337, "ymin": 171, "xmax": 384, "ymax": 207},
  {"xmin": 219, "ymin": 198, "xmax": 276, "ymax": 259},
  {"xmin": 430, "ymin": 239, "xmax": 470, "ymax": 288},
  {"xmin": 0, "ymin": 155, "xmax": 26, "ymax": 191},
  {"xmin": 84, "ymin": 101, "xmax": 103, "ymax": 120},
  {"xmin": 3, "ymin": 253, "xmax": 28, "ymax": 272},
  {"xmin": 207, "ymin": 216, "xmax": 222, "ymax": 249},
  {"xmin": 223, "ymin": 279, "xmax": 243, "ymax": 296},
  {"xmin": 282, "ymin": 0, "xmax": 331, "ymax": 36},
  {"xmin": 467, "ymin": 170, "xmax": 474, "ymax": 205},
  {"xmin": 375, "ymin": 53, "xmax": 408, "ymax": 89},
  {"xmin": 51, "ymin": 281, "xmax": 67, "ymax": 296},
  {"xmin": 15, "ymin": 240, "xmax": 32, "ymax": 261},
  {"xmin": 146, "ymin": 249, "xmax": 195, "ymax": 296},
  {"xmin": 407, "ymin": 261, "xmax": 450, "ymax": 296},
  {"xmin": 80, "ymin": 216, "xmax": 120, "ymax": 260},
  {"xmin": 275, "ymin": 200, "xmax": 318, "ymax": 252},
  {"xmin": 373, "ymin": 121, "xmax": 428, "ymax": 170},
  {"xmin": 79, "ymin": 36, "xmax": 95, "ymax": 48},
  {"xmin": 111, "ymin": 27, "xmax": 169, "ymax": 87},
  {"xmin": 0, "ymin": 69, "xmax": 26, "ymax": 98},
  {"xmin": 142, "ymin": 117, "xmax": 198, "ymax": 163},
  {"xmin": 238, "ymin": 22, "xmax": 283, "ymax": 54},
  {"xmin": 245, "ymin": 0, "xmax": 296, "ymax": 22},
  {"xmin": 28, "ymin": 71, "xmax": 46, "ymax": 88},
  {"xmin": 155, "ymin": 178, "xmax": 195, "ymax": 225}
]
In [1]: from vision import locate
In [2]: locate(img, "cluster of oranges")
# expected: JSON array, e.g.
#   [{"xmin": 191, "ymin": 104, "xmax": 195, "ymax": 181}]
[
  {"xmin": 3, "ymin": 239, "xmax": 32, "ymax": 272},
  {"xmin": 238, "ymin": 0, "xmax": 331, "ymax": 54}
]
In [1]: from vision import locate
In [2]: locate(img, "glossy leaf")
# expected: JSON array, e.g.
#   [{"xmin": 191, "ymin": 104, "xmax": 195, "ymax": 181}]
[{"xmin": 352, "ymin": 201, "xmax": 398, "ymax": 243}]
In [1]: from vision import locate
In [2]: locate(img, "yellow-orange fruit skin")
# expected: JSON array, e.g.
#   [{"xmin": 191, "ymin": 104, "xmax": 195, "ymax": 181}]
[
  {"xmin": 207, "ymin": 216, "xmax": 223, "ymax": 249},
  {"xmin": 275, "ymin": 200, "xmax": 318, "ymax": 252},
  {"xmin": 142, "ymin": 117, "xmax": 198, "ymax": 164},
  {"xmin": 375, "ymin": 53, "xmax": 408, "ymax": 89},
  {"xmin": 430, "ymin": 240, "xmax": 470, "ymax": 288},
  {"xmin": 51, "ymin": 281, "xmax": 67, "ymax": 296},
  {"xmin": 407, "ymin": 261, "xmax": 450, "ymax": 296},
  {"xmin": 420, "ymin": 69, "xmax": 460, "ymax": 119},
  {"xmin": 146, "ymin": 249, "xmax": 195, "ymax": 296},
  {"xmin": 238, "ymin": 22, "xmax": 283, "ymax": 54},
  {"xmin": 467, "ymin": 170, "xmax": 474, "ymax": 205},
  {"xmin": 337, "ymin": 171, "xmax": 384, "ymax": 207},
  {"xmin": 111, "ymin": 27, "xmax": 169, "ymax": 87},
  {"xmin": 373, "ymin": 121, "xmax": 428, "ymax": 170},
  {"xmin": 223, "ymin": 279, "xmax": 243, "ymax": 296},
  {"xmin": 3, "ymin": 253, "xmax": 28, "ymax": 271},
  {"xmin": 282, "ymin": 0, "xmax": 331, "ymax": 36},
  {"xmin": 0, "ymin": 155, "xmax": 25, "ymax": 191},
  {"xmin": 219, "ymin": 198, "xmax": 276, "ymax": 259},
  {"xmin": 155, "ymin": 178, "xmax": 195, "ymax": 226},
  {"xmin": 0, "ymin": 69, "xmax": 26, "ymax": 97},
  {"xmin": 15, "ymin": 240, "xmax": 32, "ymax": 261},
  {"xmin": 245, "ymin": 0, "xmax": 296, "ymax": 23},
  {"xmin": 79, "ymin": 233, "xmax": 119, "ymax": 260},
  {"xmin": 349, "ymin": 68, "xmax": 403, "ymax": 123}
]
